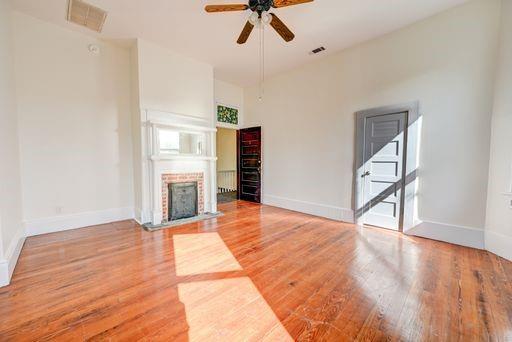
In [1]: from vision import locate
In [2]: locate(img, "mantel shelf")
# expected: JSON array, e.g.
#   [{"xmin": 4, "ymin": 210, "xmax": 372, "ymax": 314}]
[
  {"xmin": 148, "ymin": 120, "xmax": 217, "ymax": 133},
  {"xmin": 151, "ymin": 155, "xmax": 217, "ymax": 162}
]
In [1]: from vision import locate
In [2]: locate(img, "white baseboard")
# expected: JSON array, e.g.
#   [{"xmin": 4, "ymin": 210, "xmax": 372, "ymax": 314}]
[
  {"xmin": 485, "ymin": 230, "xmax": 512, "ymax": 261},
  {"xmin": 133, "ymin": 207, "xmax": 152, "ymax": 225},
  {"xmin": 24, "ymin": 207, "xmax": 134, "ymax": 237},
  {"xmin": 133, "ymin": 207, "xmax": 143, "ymax": 225},
  {"xmin": 263, "ymin": 195, "xmax": 354, "ymax": 223},
  {"xmin": 260, "ymin": 196, "xmax": 489, "ymax": 251},
  {"xmin": 0, "ymin": 227, "xmax": 26, "ymax": 287},
  {"xmin": 405, "ymin": 220, "xmax": 485, "ymax": 249}
]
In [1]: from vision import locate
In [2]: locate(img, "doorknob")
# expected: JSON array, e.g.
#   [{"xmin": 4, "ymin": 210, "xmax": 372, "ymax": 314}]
[{"xmin": 361, "ymin": 171, "xmax": 370, "ymax": 178}]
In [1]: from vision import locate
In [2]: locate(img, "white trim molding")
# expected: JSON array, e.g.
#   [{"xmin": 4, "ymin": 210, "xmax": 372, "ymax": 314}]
[
  {"xmin": 0, "ymin": 228, "xmax": 26, "ymax": 287},
  {"xmin": 263, "ymin": 195, "xmax": 355, "ymax": 223},
  {"xmin": 404, "ymin": 220, "xmax": 485, "ymax": 249},
  {"xmin": 485, "ymin": 230, "xmax": 512, "ymax": 261},
  {"xmin": 133, "ymin": 207, "xmax": 147, "ymax": 225},
  {"xmin": 151, "ymin": 155, "xmax": 217, "ymax": 162},
  {"xmin": 145, "ymin": 108, "xmax": 218, "ymax": 226},
  {"xmin": 144, "ymin": 108, "xmax": 211, "ymax": 125},
  {"xmin": 262, "ymin": 195, "xmax": 486, "ymax": 250},
  {"xmin": 24, "ymin": 207, "xmax": 134, "ymax": 237}
]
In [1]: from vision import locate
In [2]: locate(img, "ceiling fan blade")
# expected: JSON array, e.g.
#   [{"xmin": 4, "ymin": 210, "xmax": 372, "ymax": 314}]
[
  {"xmin": 205, "ymin": 4, "xmax": 249, "ymax": 12},
  {"xmin": 237, "ymin": 21, "xmax": 254, "ymax": 44},
  {"xmin": 272, "ymin": 0, "xmax": 313, "ymax": 8},
  {"xmin": 269, "ymin": 13, "xmax": 295, "ymax": 42}
]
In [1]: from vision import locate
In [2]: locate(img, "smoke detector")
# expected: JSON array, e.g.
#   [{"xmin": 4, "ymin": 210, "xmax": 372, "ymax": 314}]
[
  {"xmin": 88, "ymin": 44, "xmax": 100, "ymax": 55},
  {"xmin": 67, "ymin": 0, "xmax": 107, "ymax": 33}
]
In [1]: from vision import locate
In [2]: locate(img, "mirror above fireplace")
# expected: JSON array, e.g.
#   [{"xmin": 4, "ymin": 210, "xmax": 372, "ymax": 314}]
[{"xmin": 158, "ymin": 129, "xmax": 205, "ymax": 156}]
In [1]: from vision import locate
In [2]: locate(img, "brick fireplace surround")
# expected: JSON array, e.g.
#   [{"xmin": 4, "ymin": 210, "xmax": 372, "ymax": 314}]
[{"xmin": 161, "ymin": 173, "xmax": 204, "ymax": 223}]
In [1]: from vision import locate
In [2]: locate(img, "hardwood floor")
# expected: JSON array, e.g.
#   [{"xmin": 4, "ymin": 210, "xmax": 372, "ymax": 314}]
[{"xmin": 1, "ymin": 201, "xmax": 511, "ymax": 341}]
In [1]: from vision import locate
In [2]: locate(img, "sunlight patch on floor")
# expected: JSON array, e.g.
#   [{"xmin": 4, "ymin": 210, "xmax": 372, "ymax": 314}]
[
  {"xmin": 173, "ymin": 233, "xmax": 243, "ymax": 276},
  {"xmin": 178, "ymin": 277, "xmax": 292, "ymax": 341}
]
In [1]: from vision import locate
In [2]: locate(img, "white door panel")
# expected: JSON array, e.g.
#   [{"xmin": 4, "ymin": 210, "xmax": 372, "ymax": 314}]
[{"xmin": 362, "ymin": 112, "xmax": 407, "ymax": 230}]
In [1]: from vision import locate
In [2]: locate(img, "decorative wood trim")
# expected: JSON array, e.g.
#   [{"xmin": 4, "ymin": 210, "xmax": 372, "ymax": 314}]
[
  {"xmin": 217, "ymin": 122, "xmax": 240, "ymax": 129},
  {"xmin": 145, "ymin": 108, "xmax": 210, "ymax": 123},
  {"xmin": 150, "ymin": 155, "xmax": 217, "ymax": 162},
  {"xmin": 150, "ymin": 121, "xmax": 217, "ymax": 133}
]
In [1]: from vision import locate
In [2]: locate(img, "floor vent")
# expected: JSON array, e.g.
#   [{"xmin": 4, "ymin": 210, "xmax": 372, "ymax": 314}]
[
  {"xmin": 310, "ymin": 46, "xmax": 326, "ymax": 55},
  {"xmin": 67, "ymin": 0, "xmax": 107, "ymax": 33}
]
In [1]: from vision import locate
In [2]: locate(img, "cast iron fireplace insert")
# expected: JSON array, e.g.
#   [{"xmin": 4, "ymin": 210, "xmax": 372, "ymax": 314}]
[{"xmin": 168, "ymin": 182, "xmax": 198, "ymax": 221}]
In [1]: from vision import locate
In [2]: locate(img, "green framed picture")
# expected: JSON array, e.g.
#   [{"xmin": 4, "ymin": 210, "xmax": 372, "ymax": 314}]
[{"xmin": 217, "ymin": 104, "xmax": 239, "ymax": 125}]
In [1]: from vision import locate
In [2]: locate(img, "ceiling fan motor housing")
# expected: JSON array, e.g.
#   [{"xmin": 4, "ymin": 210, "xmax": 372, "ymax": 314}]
[{"xmin": 249, "ymin": 0, "xmax": 273, "ymax": 13}]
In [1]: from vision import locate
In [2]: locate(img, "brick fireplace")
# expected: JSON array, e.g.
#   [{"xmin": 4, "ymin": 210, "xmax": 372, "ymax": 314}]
[{"xmin": 161, "ymin": 173, "xmax": 204, "ymax": 222}]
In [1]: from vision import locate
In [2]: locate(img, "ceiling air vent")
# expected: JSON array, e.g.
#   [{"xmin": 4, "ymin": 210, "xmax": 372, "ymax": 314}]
[
  {"xmin": 310, "ymin": 46, "xmax": 326, "ymax": 55},
  {"xmin": 67, "ymin": 0, "xmax": 107, "ymax": 33}
]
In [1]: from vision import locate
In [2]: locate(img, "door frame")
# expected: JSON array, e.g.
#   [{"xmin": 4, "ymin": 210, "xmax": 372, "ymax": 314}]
[{"xmin": 354, "ymin": 102, "xmax": 421, "ymax": 232}]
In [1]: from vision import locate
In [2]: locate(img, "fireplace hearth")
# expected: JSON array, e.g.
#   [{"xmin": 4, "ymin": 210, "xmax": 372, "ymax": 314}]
[{"xmin": 168, "ymin": 182, "xmax": 198, "ymax": 221}]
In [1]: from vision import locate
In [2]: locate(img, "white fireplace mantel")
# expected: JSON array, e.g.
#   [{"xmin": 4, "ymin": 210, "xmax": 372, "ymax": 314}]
[{"xmin": 139, "ymin": 109, "xmax": 218, "ymax": 225}]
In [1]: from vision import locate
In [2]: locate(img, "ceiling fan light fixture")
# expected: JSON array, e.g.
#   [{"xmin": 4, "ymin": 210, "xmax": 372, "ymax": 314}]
[
  {"xmin": 249, "ymin": 12, "xmax": 259, "ymax": 25},
  {"xmin": 261, "ymin": 12, "xmax": 273, "ymax": 25}
]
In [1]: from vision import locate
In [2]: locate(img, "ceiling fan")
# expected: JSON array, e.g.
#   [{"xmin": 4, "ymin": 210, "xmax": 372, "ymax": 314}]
[{"xmin": 205, "ymin": 0, "xmax": 314, "ymax": 44}]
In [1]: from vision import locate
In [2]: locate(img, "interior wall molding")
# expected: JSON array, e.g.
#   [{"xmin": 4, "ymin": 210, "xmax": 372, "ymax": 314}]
[
  {"xmin": 0, "ymin": 227, "xmax": 26, "ymax": 287},
  {"xmin": 24, "ymin": 207, "xmax": 134, "ymax": 237},
  {"xmin": 144, "ymin": 108, "xmax": 213, "ymax": 129},
  {"xmin": 263, "ymin": 194, "xmax": 355, "ymax": 223},
  {"xmin": 405, "ymin": 220, "xmax": 485, "ymax": 249},
  {"xmin": 133, "ymin": 207, "xmax": 145, "ymax": 225},
  {"xmin": 485, "ymin": 230, "xmax": 512, "ymax": 261},
  {"xmin": 262, "ymin": 195, "xmax": 489, "ymax": 251}
]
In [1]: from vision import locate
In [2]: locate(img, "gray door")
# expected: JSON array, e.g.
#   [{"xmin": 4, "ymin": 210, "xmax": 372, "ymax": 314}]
[{"xmin": 361, "ymin": 112, "xmax": 407, "ymax": 230}]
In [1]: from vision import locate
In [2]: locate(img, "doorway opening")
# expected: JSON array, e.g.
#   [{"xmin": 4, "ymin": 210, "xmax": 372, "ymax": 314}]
[{"xmin": 216, "ymin": 127, "xmax": 238, "ymax": 203}]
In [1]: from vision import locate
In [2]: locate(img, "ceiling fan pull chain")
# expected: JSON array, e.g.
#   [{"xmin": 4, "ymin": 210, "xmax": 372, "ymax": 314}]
[
  {"xmin": 259, "ymin": 19, "xmax": 265, "ymax": 101},
  {"xmin": 263, "ymin": 21, "xmax": 265, "ymax": 97}
]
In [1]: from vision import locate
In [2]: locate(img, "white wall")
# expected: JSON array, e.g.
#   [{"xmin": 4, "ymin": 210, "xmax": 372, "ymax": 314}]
[
  {"xmin": 137, "ymin": 39, "xmax": 214, "ymax": 121},
  {"xmin": 244, "ymin": 0, "xmax": 501, "ymax": 243},
  {"xmin": 12, "ymin": 12, "xmax": 134, "ymax": 235},
  {"xmin": 215, "ymin": 79, "xmax": 244, "ymax": 127},
  {"xmin": 131, "ymin": 39, "xmax": 216, "ymax": 223},
  {"xmin": 485, "ymin": 0, "xmax": 512, "ymax": 261},
  {"xmin": 0, "ymin": 1, "xmax": 25, "ymax": 286}
]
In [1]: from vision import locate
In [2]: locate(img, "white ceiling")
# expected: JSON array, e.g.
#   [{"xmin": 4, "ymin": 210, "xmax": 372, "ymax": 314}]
[{"xmin": 10, "ymin": 0, "xmax": 469, "ymax": 86}]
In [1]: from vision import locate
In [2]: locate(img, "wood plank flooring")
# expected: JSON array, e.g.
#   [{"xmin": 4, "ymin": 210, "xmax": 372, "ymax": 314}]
[{"xmin": 0, "ymin": 201, "xmax": 511, "ymax": 341}]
